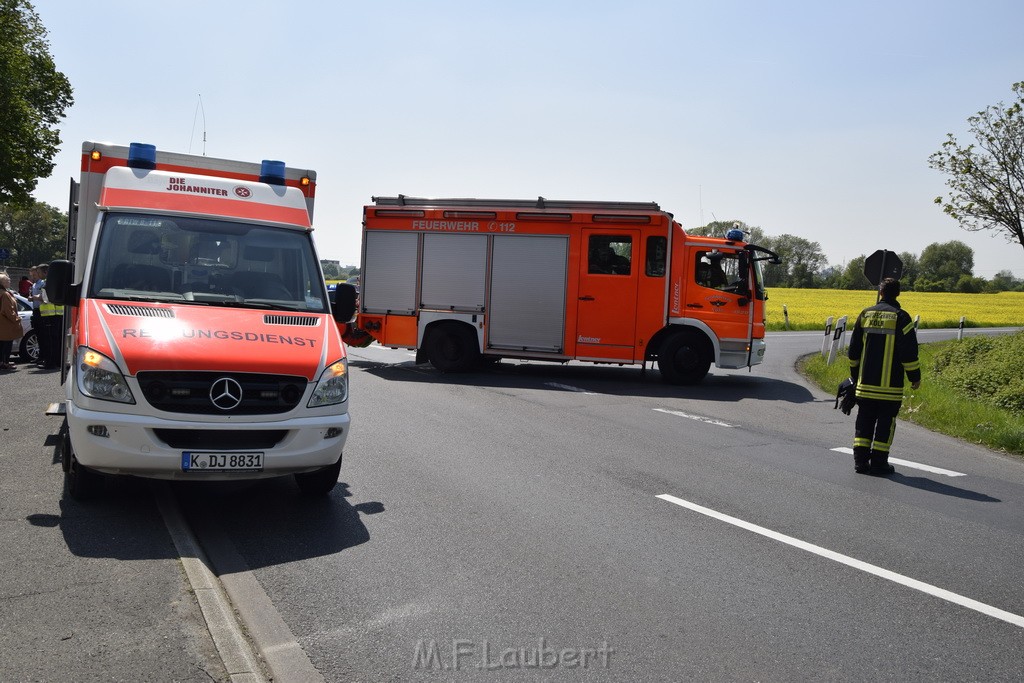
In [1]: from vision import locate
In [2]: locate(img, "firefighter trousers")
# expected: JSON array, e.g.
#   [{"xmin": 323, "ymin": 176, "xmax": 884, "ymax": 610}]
[{"xmin": 854, "ymin": 398, "xmax": 902, "ymax": 455}]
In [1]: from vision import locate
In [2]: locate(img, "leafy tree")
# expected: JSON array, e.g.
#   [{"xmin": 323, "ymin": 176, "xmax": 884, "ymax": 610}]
[
  {"xmin": 918, "ymin": 240, "xmax": 974, "ymax": 292},
  {"xmin": 689, "ymin": 220, "xmax": 767, "ymax": 245},
  {"xmin": 839, "ymin": 255, "xmax": 872, "ymax": 290},
  {"xmin": 761, "ymin": 234, "xmax": 827, "ymax": 288},
  {"xmin": 929, "ymin": 82, "xmax": 1024, "ymax": 257},
  {"xmin": 0, "ymin": 1, "xmax": 74, "ymax": 205},
  {"xmin": 0, "ymin": 199, "xmax": 67, "ymax": 265},
  {"xmin": 346, "ymin": 267, "xmax": 360, "ymax": 278},
  {"xmin": 320, "ymin": 261, "xmax": 341, "ymax": 279},
  {"xmin": 818, "ymin": 265, "xmax": 843, "ymax": 289},
  {"xmin": 987, "ymin": 269, "xmax": 1023, "ymax": 292},
  {"xmin": 898, "ymin": 251, "xmax": 920, "ymax": 291},
  {"xmin": 954, "ymin": 274, "xmax": 987, "ymax": 293}
]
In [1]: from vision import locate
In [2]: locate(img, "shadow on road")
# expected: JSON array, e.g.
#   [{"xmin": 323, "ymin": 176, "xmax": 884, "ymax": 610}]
[
  {"xmin": 176, "ymin": 477, "xmax": 384, "ymax": 571},
  {"xmin": 888, "ymin": 473, "xmax": 1001, "ymax": 503},
  {"xmin": 349, "ymin": 358, "xmax": 817, "ymax": 404},
  {"xmin": 32, "ymin": 431, "xmax": 384, "ymax": 570}
]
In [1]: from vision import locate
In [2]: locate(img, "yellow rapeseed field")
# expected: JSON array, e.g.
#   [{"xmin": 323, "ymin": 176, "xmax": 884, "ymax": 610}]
[{"xmin": 765, "ymin": 288, "xmax": 1024, "ymax": 330}]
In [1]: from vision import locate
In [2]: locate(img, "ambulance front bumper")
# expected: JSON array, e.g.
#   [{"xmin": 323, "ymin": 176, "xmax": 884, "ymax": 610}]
[{"xmin": 65, "ymin": 402, "xmax": 350, "ymax": 480}]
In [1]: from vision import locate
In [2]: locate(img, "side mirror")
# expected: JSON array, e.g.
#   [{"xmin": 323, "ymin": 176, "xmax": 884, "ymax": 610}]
[
  {"xmin": 331, "ymin": 283, "xmax": 357, "ymax": 323},
  {"xmin": 46, "ymin": 260, "xmax": 78, "ymax": 306}
]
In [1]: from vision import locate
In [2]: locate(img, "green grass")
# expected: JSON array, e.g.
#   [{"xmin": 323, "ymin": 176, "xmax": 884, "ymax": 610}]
[{"xmin": 799, "ymin": 332, "xmax": 1024, "ymax": 457}]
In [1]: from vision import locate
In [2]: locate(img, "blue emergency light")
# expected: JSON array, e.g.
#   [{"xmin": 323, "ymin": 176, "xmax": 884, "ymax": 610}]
[
  {"xmin": 127, "ymin": 142, "xmax": 157, "ymax": 170},
  {"xmin": 260, "ymin": 160, "xmax": 286, "ymax": 186},
  {"xmin": 726, "ymin": 228, "xmax": 745, "ymax": 241}
]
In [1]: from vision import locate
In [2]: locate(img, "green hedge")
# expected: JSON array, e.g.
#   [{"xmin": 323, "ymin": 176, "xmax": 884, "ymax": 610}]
[{"xmin": 931, "ymin": 331, "xmax": 1024, "ymax": 416}]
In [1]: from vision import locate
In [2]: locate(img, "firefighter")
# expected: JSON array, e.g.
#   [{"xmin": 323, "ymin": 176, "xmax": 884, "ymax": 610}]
[{"xmin": 847, "ymin": 277, "xmax": 921, "ymax": 475}]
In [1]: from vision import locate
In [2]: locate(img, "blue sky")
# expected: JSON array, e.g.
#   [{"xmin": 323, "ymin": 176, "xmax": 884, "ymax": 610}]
[{"xmin": 31, "ymin": 0, "xmax": 1024, "ymax": 278}]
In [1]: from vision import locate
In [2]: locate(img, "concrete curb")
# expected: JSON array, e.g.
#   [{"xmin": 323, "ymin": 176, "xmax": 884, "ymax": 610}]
[{"xmin": 156, "ymin": 486, "xmax": 268, "ymax": 683}]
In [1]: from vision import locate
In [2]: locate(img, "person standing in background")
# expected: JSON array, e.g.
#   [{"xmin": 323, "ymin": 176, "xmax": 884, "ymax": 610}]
[
  {"xmin": 0, "ymin": 273, "xmax": 22, "ymax": 370},
  {"xmin": 29, "ymin": 266, "xmax": 48, "ymax": 367},
  {"xmin": 847, "ymin": 277, "xmax": 921, "ymax": 475},
  {"xmin": 36, "ymin": 264, "xmax": 64, "ymax": 370}
]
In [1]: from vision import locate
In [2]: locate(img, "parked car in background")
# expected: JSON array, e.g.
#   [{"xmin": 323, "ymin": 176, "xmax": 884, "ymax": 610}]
[{"xmin": 13, "ymin": 294, "xmax": 39, "ymax": 364}]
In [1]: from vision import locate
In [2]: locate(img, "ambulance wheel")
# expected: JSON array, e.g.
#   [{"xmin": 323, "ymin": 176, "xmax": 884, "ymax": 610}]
[
  {"xmin": 658, "ymin": 331, "xmax": 711, "ymax": 385},
  {"xmin": 294, "ymin": 454, "xmax": 342, "ymax": 496},
  {"xmin": 427, "ymin": 322, "xmax": 480, "ymax": 373},
  {"xmin": 65, "ymin": 452, "xmax": 104, "ymax": 501}
]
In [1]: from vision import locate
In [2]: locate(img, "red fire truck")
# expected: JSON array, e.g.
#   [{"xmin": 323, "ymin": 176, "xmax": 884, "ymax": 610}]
[{"xmin": 350, "ymin": 196, "xmax": 780, "ymax": 384}]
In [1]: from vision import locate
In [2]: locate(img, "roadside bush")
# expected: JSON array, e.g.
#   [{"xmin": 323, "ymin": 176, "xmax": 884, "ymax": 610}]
[{"xmin": 931, "ymin": 331, "xmax": 1024, "ymax": 416}]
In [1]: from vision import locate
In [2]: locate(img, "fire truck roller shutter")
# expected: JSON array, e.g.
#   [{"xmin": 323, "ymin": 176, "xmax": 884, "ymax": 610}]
[
  {"xmin": 362, "ymin": 231, "xmax": 418, "ymax": 314},
  {"xmin": 488, "ymin": 235, "xmax": 568, "ymax": 353}
]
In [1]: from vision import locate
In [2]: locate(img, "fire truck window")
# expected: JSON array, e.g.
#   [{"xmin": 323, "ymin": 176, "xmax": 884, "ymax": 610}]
[
  {"xmin": 588, "ymin": 235, "xmax": 632, "ymax": 275},
  {"xmin": 695, "ymin": 251, "xmax": 740, "ymax": 291},
  {"xmin": 645, "ymin": 236, "xmax": 666, "ymax": 277}
]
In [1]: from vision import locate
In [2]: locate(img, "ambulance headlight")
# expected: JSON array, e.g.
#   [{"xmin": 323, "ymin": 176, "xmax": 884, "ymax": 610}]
[
  {"xmin": 77, "ymin": 347, "xmax": 135, "ymax": 404},
  {"xmin": 309, "ymin": 359, "xmax": 349, "ymax": 407}
]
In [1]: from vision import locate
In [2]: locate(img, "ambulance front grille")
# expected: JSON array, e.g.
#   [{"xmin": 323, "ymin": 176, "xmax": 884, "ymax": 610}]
[{"xmin": 136, "ymin": 371, "xmax": 307, "ymax": 415}]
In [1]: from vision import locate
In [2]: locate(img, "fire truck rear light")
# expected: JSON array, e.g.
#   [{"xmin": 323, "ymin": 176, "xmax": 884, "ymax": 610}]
[
  {"xmin": 515, "ymin": 212, "xmax": 572, "ymax": 222},
  {"xmin": 374, "ymin": 209, "xmax": 425, "ymax": 218},
  {"xmin": 127, "ymin": 142, "xmax": 157, "ymax": 170},
  {"xmin": 300, "ymin": 176, "xmax": 311, "ymax": 187},
  {"xmin": 90, "ymin": 150, "xmax": 102, "ymax": 161},
  {"xmin": 260, "ymin": 160, "xmax": 287, "ymax": 186},
  {"xmin": 443, "ymin": 211, "xmax": 496, "ymax": 219},
  {"xmin": 593, "ymin": 214, "xmax": 651, "ymax": 223}
]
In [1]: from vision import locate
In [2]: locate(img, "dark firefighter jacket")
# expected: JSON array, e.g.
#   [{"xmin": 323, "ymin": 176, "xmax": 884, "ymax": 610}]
[{"xmin": 848, "ymin": 297, "xmax": 921, "ymax": 402}]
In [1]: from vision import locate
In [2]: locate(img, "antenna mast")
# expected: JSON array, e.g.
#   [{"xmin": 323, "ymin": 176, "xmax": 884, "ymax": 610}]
[{"xmin": 189, "ymin": 94, "xmax": 207, "ymax": 156}]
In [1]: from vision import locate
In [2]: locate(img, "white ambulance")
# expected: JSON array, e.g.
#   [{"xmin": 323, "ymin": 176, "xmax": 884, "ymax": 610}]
[{"xmin": 46, "ymin": 142, "xmax": 357, "ymax": 499}]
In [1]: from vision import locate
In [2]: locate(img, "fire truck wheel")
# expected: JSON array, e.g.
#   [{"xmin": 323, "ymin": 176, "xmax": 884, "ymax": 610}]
[
  {"xmin": 294, "ymin": 454, "xmax": 342, "ymax": 496},
  {"xmin": 658, "ymin": 332, "xmax": 711, "ymax": 385},
  {"xmin": 427, "ymin": 322, "xmax": 480, "ymax": 373}
]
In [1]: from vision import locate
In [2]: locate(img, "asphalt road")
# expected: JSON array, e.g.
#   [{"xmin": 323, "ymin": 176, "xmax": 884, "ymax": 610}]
[{"xmin": 2, "ymin": 327, "xmax": 1022, "ymax": 681}]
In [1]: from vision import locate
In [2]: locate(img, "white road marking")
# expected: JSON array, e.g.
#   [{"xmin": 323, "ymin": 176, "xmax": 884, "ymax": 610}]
[
  {"xmin": 656, "ymin": 493, "xmax": 1024, "ymax": 629},
  {"xmin": 545, "ymin": 382, "xmax": 598, "ymax": 395},
  {"xmin": 654, "ymin": 408, "xmax": 733, "ymax": 427},
  {"xmin": 831, "ymin": 447, "xmax": 966, "ymax": 477}
]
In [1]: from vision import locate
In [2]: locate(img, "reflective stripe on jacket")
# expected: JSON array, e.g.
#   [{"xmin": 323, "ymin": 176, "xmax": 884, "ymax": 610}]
[
  {"xmin": 848, "ymin": 298, "xmax": 921, "ymax": 402},
  {"xmin": 40, "ymin": 301, "xmax": 64, "ymax": 317}
]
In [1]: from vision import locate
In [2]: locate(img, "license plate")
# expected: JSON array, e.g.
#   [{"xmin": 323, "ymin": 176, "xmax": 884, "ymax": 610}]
[{"xmin": 181, "ymin": 451, "xmax": 264, "ymax": 472}]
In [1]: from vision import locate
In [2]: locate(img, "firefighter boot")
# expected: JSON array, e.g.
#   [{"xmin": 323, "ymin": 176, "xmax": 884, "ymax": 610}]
[
  {"xmin": 869, "ymin": 451, "xmax": 895, "ymax": 476},
  {"xmin": 853, "ymin": 447, "xmax": 871, "ymax": 474}
]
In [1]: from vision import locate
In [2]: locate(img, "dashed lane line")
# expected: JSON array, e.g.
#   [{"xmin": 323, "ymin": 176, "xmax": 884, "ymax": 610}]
[
  {"xmin": 544, "ymin": 382, "xmax": 598, "ymax": 395},
  {"xmin": 653, "ymin": 408, "xmax": 734, "ymax": 428}
]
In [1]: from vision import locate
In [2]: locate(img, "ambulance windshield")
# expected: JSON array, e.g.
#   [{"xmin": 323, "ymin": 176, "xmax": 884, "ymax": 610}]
[{"xmin": 89, "ymin": 213, "xmax": 328, "ymax": 312}]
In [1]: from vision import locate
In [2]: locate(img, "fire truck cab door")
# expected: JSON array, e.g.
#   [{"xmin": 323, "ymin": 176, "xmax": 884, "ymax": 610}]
[
  {"xmin": 687, "ymin": 246, "xmax": 755, "ymax": 362},
  {"xmin": 576, "ymin": 229, "xmax": 639, "ymax": 359}
]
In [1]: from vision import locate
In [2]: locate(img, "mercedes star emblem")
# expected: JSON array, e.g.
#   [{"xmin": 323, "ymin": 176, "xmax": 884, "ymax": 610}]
[{"xmin": 209, "ymin": 377, "xmax": 243, "ymax": 410}]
